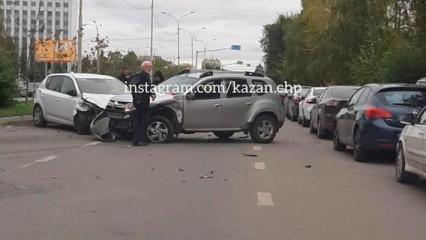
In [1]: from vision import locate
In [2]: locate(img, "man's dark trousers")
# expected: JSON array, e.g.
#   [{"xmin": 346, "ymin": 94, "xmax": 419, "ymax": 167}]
[{"xmin": 132, "ymin": 104, "xmax": 149, "ymax": 144}]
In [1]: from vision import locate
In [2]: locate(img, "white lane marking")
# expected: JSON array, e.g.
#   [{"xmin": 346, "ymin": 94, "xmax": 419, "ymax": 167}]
[
  {"xmin": 35, "ymin": 156, "xmax": 59, "ymax": 163},
  {"xmin": 255, "ymin": 162, "xmax": 266, "ymax": 170},
  {"xmin": 18, "ymin": 162, "xmax": 36, "ymax": 168},
  {"xmin": 18, "ymin": 156, "xmax": 59, "ymax": 169},
  {"xmin": 257, "ymin": 192, "xmax": 274, "ymax": 207},
  {"xmin": 253, "ymin": 146, "xmax": 262, "ymax": 151},
  {"xmin": 83, "ymin": 141, "xmax": 101, "ymax": 147}
]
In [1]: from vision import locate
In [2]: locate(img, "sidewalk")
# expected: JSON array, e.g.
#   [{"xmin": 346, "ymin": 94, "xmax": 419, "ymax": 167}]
[{"xmin": 0, "ymin": 115, "xmax": 32, "ymax": 124}]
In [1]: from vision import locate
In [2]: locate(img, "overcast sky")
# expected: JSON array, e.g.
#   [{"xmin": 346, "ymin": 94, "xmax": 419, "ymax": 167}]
[{"xmin": 82, "ymin": 0, "xmax": 301, "ymax": 70}]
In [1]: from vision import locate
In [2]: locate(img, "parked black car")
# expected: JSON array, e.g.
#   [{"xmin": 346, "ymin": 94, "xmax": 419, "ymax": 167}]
[
  {"xmin": 310, "ymin": 86, "xmax": 360, "ymax": 138},
  {"xmin": 334, "ymin": 84, "xmax": 426, "ymax": 162}
]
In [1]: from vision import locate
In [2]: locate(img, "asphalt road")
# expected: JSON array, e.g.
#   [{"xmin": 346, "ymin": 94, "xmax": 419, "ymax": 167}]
[{"xmin": 1, "ymin": 120, "xmax": 426, "ymax": 240}]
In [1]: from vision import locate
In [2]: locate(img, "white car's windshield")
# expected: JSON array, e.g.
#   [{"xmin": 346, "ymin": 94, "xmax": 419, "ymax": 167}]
[{"xmin": 77, "ymin": 78, "xmax": 127, "ymax": 95}]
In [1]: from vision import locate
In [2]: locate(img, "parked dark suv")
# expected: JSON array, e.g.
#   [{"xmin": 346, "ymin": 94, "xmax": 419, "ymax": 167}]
[
  {"xmin": 310, "ymin": 86, "xmax": 360, "ymax": 138},
  {"xmin": 334, "ymin": 84, "xmax": 426, "ymax": 162}
]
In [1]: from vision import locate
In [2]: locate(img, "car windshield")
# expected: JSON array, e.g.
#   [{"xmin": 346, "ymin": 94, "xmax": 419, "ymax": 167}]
[
  {"xmin": 329, "ymin": 87, "xmax": 359, "ymax": 100},
  {"xmin": 377, "ymin": 89, "xmax": 426, "ymax": 108},
  {"xmin": 76, "ymin": 78, "xmax": 127, "ymax": 95},
  {"xmin": 314, "ymin": 88, "xmax": 325, "ymax": 97},
  {"xmin": 158, "ymin": 75, "xmax": 199, "ymax": 94}
]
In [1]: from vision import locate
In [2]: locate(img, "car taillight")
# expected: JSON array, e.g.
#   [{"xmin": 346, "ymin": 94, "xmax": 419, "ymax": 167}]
[
  {"xmin": 326, "ymin": 100, "xmax": 338, "ymax": 107},
  {"xmin": 364, "ymin": 107, "xmax": 392, "ymax": 120}
]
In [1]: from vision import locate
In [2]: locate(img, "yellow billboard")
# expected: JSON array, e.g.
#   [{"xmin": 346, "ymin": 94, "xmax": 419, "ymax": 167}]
[{"xmin": 34, "ymin": 40, "xmax": 76, "ymax": 63}]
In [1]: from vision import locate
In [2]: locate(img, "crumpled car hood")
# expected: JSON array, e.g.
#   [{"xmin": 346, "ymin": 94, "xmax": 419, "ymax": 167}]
[{"xmin": 82, "ymin": 93, "xmax": 117, "ymax": 109}]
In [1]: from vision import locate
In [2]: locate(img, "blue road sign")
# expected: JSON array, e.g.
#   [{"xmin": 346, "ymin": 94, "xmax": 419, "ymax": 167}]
[{"xmin": 231, "ymin": 45, "xmax": 241, "ymax": 51}]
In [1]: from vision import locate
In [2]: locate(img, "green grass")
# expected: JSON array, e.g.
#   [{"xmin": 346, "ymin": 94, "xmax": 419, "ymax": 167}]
[{"xmin": 0, "ymin": 101, "xmax": 33, "ymax": 118}]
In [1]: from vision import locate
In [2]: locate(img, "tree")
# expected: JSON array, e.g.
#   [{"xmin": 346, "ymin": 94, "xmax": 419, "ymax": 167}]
[
  {"xmin": 0, "ymin": 13, "xmax": 18, "ymax": 106},
  {"xmin": 260, "ymin": 15, "xmax": 294, "ymax": 82}
]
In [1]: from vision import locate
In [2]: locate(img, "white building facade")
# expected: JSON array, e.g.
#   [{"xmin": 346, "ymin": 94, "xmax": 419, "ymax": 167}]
[{"xmin": 1, "ymin": 0, "xmax": 77, "ymax": 57}]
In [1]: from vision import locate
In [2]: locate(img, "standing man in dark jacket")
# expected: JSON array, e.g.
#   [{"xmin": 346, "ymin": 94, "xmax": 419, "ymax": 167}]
[
  {"xmin": 129, "ymin": 61, "xmax": 155, "ymax": 146},
  {"xmin": 117, "ymin": 67, "xmax": 132, "ymax": 86}
]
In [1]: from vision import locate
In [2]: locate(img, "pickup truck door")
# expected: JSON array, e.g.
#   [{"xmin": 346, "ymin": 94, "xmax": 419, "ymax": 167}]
[{"xmin": 183, "ymin": 79, "xmax": 224, "ymax": 130}]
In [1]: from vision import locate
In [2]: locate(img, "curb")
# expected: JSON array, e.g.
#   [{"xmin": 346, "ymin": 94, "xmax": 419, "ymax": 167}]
[{"xmin": 0, "ymin": 115, "xmax": 32, "ymax": 124}]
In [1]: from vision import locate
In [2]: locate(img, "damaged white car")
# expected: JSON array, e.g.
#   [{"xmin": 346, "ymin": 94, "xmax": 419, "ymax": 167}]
[{"xmin": 33, "ymin": 73, "xmax": 128, "ymax": 134}]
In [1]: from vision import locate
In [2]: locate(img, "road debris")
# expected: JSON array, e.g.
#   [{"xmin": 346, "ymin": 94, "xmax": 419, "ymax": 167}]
[
  {"xmin": 243, "ymin": 153, "xmax": 258, "ymax": 158},
  {"xmin": 178, "ymin": 168, "xmax": 185, "ymax": 172},
  {"xmin": 305, "ymin": 165, "xmax": 312, "ymax": 168}
]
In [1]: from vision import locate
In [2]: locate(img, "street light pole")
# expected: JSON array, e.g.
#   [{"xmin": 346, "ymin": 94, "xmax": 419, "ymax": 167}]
[
  {"xmin": 161, "ymin": 11, "xmax": 195, "ymax": 66},
  {"xmin": 77, "ymin": 0, "xmax": 83, "ymax": 73},
  {"xmin": 150, "ymin": 0, "xmax": 154, "ymax": 65},
  {"xmin": 180, "ymin": 27, "xmax": 206, "ymax": 69},
  {"xmin": 195, "ymin": 38, "xmax": 216, "ymax": 70}
]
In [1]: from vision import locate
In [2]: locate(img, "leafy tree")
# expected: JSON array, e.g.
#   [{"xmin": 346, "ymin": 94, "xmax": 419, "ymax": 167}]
[{"xmin": 0, "ymin": 13, "xmax": 18, "ymax": 106}]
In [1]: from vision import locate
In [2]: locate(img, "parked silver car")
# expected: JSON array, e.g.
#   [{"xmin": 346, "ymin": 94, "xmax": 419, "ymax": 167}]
[
  {"xmin": 92, "ymin": 71, "xmax": 286, "ymax": 143},
  {"xmin": 33, "ymin": 73, "xmax": 127, "ymax": 134},
  {"xmin": 298, "ymin": 87, "xmax": 326, "ymax": 127},
  {"xmin": 396, "ymin": 108, "xmax": 426, "ymax": 183}
]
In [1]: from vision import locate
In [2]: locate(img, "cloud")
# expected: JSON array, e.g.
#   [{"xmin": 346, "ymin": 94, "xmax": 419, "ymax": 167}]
[{"xmin": 82, "ymin": 0, "xmax": 301, "ymax": 66}]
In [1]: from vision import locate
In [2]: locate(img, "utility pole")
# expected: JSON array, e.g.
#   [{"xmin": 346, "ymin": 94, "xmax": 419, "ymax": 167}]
[
  {"xmin": 77, "ymin": 0, "xmax": 83, "ymax": 73},
  {"xmin": 93, "ymin": 21, "xmax": 100, "ymax": 73}
]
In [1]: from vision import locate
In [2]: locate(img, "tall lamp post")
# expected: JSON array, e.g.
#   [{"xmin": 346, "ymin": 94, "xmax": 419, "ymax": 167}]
[
  {"xmin": 195, "ymin": 38, "xmax": 217, "ymax": 70},
  {"xmin": 180, "ymin": 27, "xmax": 206, "ymax": 69},
  {"xmin": 161, "ymin": 11, "xmax": 195, "ymax": 65}
]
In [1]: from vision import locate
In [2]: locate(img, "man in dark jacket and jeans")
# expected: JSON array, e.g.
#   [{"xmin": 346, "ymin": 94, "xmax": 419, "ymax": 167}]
[{"xmin": 129, "ymin": 61, "xmax": 155, "ymax": 146}]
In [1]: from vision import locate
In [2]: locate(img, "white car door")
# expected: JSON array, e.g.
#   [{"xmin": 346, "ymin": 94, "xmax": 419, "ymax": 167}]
[
  {"xmin": 57, "ymin": 76, "xmax": 79, "ymax": 125},
  {"xmin": 406, "ymin": 111, "xmax": 426, "ymax": 170},
  {"xmin": 43, "ymin": 76, "xmax": 64, "ymax": 123},
  {"xmin": 416, "ymin": 112, "xmax": 426, "ymax": 173}
]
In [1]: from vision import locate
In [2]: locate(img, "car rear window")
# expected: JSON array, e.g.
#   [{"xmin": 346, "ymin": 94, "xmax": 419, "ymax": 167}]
[
  {"xmin": 376, "ymin": 89, "xmax": 426, "ymax": 108},
  {"xmin": 329, "ymin": 87, "xmax": 359, "ymax": 100}
]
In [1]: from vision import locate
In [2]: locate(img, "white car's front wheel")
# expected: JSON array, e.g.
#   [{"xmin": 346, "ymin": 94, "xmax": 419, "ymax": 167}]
[
  {"xmin": 33, "ymin": 105, "xmax": 47, "ymax": 127},
  {"xmin": 396, "ymin": 145, "xmax": 415, "ymax": 183}
]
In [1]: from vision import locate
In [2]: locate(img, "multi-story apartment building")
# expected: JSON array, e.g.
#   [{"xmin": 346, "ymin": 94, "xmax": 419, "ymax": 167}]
[{"xmin": 0, "ymin": 0, "xmax": 77, "ymax": 57}]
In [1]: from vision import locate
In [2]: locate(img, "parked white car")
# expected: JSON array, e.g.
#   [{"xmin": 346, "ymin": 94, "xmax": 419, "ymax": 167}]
[
  {"xmin": 396, "ymin": 108, "xmax": 426, "ymax": 183},
  {"xmin": 298, "ymin": 87, "xmax": 326, "ymax": 127},
  {"xmin": 33, "ymin": 73, "xmax": 128, "ymax": 134}
]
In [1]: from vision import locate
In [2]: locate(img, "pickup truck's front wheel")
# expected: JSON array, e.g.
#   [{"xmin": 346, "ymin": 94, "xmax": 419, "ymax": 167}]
[
  {"xmin": 250, "ymin": 115, "xmax": 278, "ymax": 143},
  {"xmin": 146, "ymin": 116, "xmax": 174, "ymax": 143}
]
